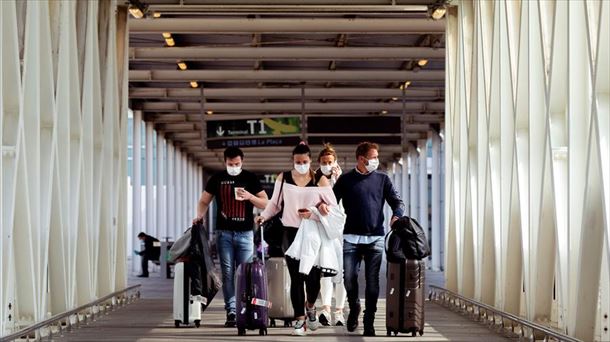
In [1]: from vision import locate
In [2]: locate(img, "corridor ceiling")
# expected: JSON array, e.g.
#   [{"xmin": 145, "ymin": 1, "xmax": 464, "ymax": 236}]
[{"xmin": 128, "ymin": 0, "xmax": 446, "ymax": 174}]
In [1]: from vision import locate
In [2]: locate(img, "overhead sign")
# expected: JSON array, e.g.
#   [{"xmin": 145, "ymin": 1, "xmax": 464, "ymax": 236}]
[
  {"xmin": 207, "ymin": 136, "xmax": 301, "ymax": 149},
  {"xmin": 207, "ymin": 117, "xmax": 301, "ymax": 138}
]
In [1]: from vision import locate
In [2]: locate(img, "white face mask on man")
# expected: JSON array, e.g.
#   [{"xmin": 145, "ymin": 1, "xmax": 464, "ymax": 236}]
[
  {"xmin": 226, "ymin": 165, "xmax": 242, "ymax": 176},
  {"xmin": 294, "ymin": 163, "xmax": 310, "ymax": 175},
  {"xmin": 364, "ymin": 158, "xmax": 379, "ymax": 173}
]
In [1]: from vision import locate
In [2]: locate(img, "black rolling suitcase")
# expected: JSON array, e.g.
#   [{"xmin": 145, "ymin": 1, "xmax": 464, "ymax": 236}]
[{"xmin": 385, "ymin": 259, "xmax": 425, "ymax": 337}]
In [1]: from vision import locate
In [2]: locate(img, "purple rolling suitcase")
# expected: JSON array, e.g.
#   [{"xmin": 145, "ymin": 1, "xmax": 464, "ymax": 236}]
[{"xmin": 235, "ymin": 225, "xmax": 269, "ymax": 336}]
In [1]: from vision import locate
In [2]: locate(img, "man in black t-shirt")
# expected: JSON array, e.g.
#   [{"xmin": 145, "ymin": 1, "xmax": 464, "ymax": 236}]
[{"xmin": 193, "ymin": 147, "xmax": 268, "ymax": 327}]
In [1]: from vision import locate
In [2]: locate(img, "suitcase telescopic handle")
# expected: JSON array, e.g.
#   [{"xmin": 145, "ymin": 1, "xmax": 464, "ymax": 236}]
[{"xmin": 259, "ymin": 223, "xmax": 265, "ymax": 265}]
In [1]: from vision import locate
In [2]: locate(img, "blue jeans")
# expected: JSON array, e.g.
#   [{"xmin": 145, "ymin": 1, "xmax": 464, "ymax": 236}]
[
  {"xmin": 216, "ymin": 230, "xmax": 254, "ymax": 313},
  {"xmin": 343, "ymin": 239, "xmax": 384, "ymax": 318}
]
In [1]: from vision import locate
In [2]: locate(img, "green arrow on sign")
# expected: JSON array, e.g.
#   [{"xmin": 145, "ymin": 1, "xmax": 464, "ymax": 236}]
[{"xmin": 262, "ymin": 117, "xmax": 300, "ymax": 135}]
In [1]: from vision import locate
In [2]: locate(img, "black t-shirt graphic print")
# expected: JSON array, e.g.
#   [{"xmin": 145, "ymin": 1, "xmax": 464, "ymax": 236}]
[{"xmin": 205, "ymin": 170, "xmax": 263, "ymax": 231}]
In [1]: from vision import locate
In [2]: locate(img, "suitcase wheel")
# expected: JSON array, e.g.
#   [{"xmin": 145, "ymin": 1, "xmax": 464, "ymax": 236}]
[
  {"xmin": 174, "ymin": 320, "xmax": 180, "ymax": 328},
  {"xmin": 269, "ymin": 318, "xmax": 276, "ymax": 327},
  {"xmin": 238, "ymin": 328, "xmax": 246, "ymax": 336},
  {"xmin": 194, "ymin": 320, "xmax": 201, "ymax": 328},
  {"xmin": 259, "ymin": 328, "xmax": 267, "ymax": 336}
]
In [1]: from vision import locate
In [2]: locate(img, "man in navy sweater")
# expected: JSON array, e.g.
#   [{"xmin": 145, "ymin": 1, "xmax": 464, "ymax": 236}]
[{"xmin": 332, "ymin": 142, "xmax": 405, "ymax": 336}]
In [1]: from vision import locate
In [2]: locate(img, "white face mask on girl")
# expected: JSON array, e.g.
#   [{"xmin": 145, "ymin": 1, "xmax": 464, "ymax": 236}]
[
  {"xmin": 320, "ymin": 163, "xmax": 334, "ymax": 176},
  {"xmin": 294, "ymin": 163, "xmax": 310, "ymax": 175},
  {"xmin": 226, "ymin": 165, "xmax": 242, "ymax": 176},
  {"xmin": 365, "ymin": 158, "xmax": 379, "ymax": 173}
]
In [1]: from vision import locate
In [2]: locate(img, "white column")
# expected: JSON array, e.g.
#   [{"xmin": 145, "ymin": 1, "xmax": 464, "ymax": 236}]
[
  {"xmin": 393, "ymin": 161, "xmax": 402, "ymax": 199},
  {"xmin": 156, "ymin": 132, "xmax": 166, "ymax": 239},
  {"xmin": 132, "ymin": 110, "xmax": 142, "ymax": 273},
  {"xmin": 145, "ymin": 121, "xmax": 155, "ymax": 236},
  {"xmin": 402, "ymin": 151, "xmax": 409, "ymax": 212},
  {"xmin": 419, "ymin": 139, "xmax": 429, "ymax": 242},
  {"xmin": 431, "ymin": 132, "xmax": 442, "ymax": 271},
  {"xmin": 175, "ymin": 149, "xmax": 182, "ymax": 233},
  {"xmin": 187, "ymin": 159, "xmax": 193, "ymax": 218},
  {"xmin": 180, "ymin": 153, "xmax": 188, "ymax": 228},
  {"xmin": 385, "ymin": 164, "xmax": 395, "ymax": 228},
  {"xmin": 166, "ymin": 142, "xmax": 175, "ymax": 239},
  {"xmin": 409, "ymin": 146, "xmax": 419, "ymax": 219}
]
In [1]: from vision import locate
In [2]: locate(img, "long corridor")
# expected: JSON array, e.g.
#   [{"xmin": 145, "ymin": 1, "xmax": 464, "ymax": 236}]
[{"xmin": 54, "ymin": 270, "xmax": 512, "ymax": 342}]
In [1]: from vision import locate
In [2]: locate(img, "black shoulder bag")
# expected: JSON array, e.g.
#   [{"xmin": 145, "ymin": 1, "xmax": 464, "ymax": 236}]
[{"xmin": 262, "ymin": 172, "xmax": 288, "ymax": 257}]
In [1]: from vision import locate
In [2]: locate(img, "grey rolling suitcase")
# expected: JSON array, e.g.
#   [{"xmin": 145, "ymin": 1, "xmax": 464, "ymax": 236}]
[{"xmin": 266, "ymin": 257, "xmax": 294, "ymax": 327}]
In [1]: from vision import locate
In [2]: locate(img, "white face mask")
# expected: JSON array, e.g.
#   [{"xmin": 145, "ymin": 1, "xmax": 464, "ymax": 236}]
[
  {"xmin": 365, "ymin": 158, "xmax": 379, "ymax": 173},
  {"xmin": 320, "ymin": 164, "xmax": 334, "ymax": 176},
  {"xmin": 226, "ymin": 165, "xmax": 242, "ymax": 176},
  {"xmin": 294, "ymin": 163, "xmax": 310, "ymax": 175}
]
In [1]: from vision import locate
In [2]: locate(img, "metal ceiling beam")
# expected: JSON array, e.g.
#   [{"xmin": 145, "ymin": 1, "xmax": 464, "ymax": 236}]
[
  {"xmin": 147, "ymin": 113, "xmax": 444, "ymax": 122},
  {"xmin": 129, "ymin": 69, "xmax": 444, "ymax": 82},
  {"xmin": 139, "ymin": 101, "xmax": 445, "ymax": 112},
  {"xmin": 129, "ymin": 47, "xmax": 445, "ymax": 61},
  {"xmin": 129, "ymin": 18, "xmax": 445, "ymax": 34},
  {"xmin": 143, "ymin": 0, "xmax": 430, "ymax": 5},
  {"xmin": 146, "ymin": 5, "xmax": 428, "ymax": 14},
  {"xmin": 129, "ymin": 87, "xmax": 443, "ymax": 99}
]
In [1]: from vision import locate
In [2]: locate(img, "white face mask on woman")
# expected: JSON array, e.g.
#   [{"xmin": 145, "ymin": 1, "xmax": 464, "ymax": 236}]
[
  {"xmin": 320, "ymin": 163, "xmax": 335, "ymax": 176},
  {"xmin": 294, "ymin": 163, "xmax": 310, "ymax": 175}
]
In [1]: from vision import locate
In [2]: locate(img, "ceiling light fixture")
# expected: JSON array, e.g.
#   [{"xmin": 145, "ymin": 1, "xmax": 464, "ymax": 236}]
[
  {"xmin": 128, "ymin": 6, "xmax": 144, "ymax": 19},
  {"xmin": 404, "ymin": 81, "xmax": 411, "ymax": 89},
  {"xmin": 206, "ymin": 110, "xmax": 213, "ymax": 115},
  {"xmin": 190, "ymin": 81, "xmax": 199, "ymax": 88},
  {"xmin": 153, "ymin": 12, "xmax": 161, "ymax": 18},
  {"xmin": 417, "ymin": 59, "xmax": 429, "ymax": 67},
  {"xmin": 381, "ymin": 110, "xmax": 388, "ymax": 115},
  {"xmin": 177, "ymin": 62, "xmax": 187, "ymax": 70},
  {"xmin": 165, "ymin": 37, "xmax": 175, "ymax": 47},
  {"xmin": 162, "ymin": 32, "xmax": 172, "ymax": 39},
  {"xmin": 128, "ymin": 0, "xmax": 147, "ymax": 19},
  {"xmin": 392, "ymin": 97, "xmax": 399, "ymax": 101},
  {"xmin": 429, "ymin": 4, "xmax": 447, "ymax": 20}
]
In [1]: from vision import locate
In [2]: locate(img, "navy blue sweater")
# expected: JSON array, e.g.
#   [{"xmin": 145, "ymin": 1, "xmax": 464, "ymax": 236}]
[{"xmin": 333, "ymin": 169, "xmax": 405, "ymax": 236}]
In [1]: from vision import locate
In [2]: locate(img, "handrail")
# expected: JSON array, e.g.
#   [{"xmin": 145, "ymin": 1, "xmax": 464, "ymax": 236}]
[
  {"xmin": 1, "ymin": 284, "xmax": 141, "ymax": 342},
  {"xmin": 428, "ymin": 285, "xmax": 582, "ymax": 342}
]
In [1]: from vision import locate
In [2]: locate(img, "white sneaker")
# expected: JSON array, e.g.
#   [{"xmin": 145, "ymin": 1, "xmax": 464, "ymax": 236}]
[
  {"xmin": 318, "ymin": 309, "xmax": 331, "ymax": 326},
  {"xmin": 334, "ymin": 310, "xmax": 345, "ymax": 326},
  {"xmin": 292, "ymin": 319, "xmax": 307, "ymax": 336},
  {"xmin": 306, "ymin": 307, "xmax": 320, "ymax": 331}
]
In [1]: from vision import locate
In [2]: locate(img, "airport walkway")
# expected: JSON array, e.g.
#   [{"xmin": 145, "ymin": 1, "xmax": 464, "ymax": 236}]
[{"xmin": 54, "ymin": 269, "xmax": 513, "ymax": 342}]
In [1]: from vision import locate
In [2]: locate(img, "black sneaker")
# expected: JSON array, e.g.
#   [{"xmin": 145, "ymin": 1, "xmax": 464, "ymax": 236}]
[
  {"xmin": 363, "ymin": 311, "xmax": 375, "ymax": 336},
  {"xmin": 363, "ymin": 327, "xmax": 376, "ymax": 336},
  {"xmin": 224, "ymin": 312, "xmax": 236, "ymax": 327},
  {"xmin": 136, "ymin": 274, "xmax": 149, "ymax": 278},
  {"xmin": 346, "ymin": 303, "xmax": 361, "ymax": 332}
]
